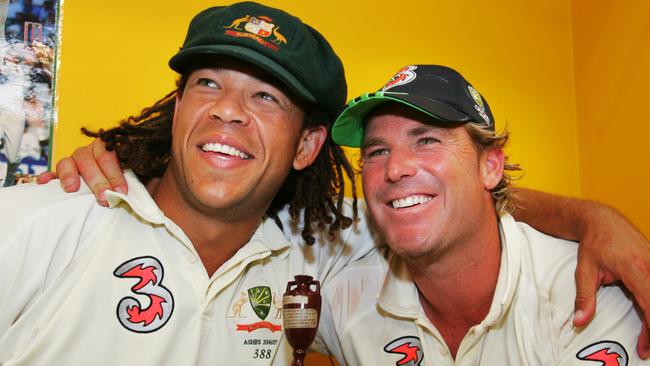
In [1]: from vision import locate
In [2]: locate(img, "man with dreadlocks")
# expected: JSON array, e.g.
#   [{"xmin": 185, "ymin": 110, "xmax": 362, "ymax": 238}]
[{"xmin": 0, "ymin": 3, "xmax": 370, "ymax": 364}]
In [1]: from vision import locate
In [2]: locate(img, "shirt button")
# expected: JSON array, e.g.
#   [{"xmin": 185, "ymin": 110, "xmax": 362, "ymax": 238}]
[{"xmin": 439, "ymin": 347, "xmax": 448, "ymax": 356}]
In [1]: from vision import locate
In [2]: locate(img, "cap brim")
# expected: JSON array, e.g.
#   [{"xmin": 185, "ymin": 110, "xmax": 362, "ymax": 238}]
[
  {"xmin": 169, "ymin": 45, "xmax": 317, "ymax": 104},
  {"xmin": 332, "ymin": 92, "xmax": 472, "ymax": 147}
]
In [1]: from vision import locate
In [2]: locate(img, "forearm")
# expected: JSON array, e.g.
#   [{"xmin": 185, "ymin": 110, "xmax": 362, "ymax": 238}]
[{"xmin": 510, "ymin": 187, "xmax": 603, "ymax": 242}]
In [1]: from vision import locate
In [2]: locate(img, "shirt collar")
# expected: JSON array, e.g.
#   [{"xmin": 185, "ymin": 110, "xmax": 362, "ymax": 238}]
[
  {"xmin": 104, "ymin": 170, "xmax": 166, "ymax": 225},
  {"xmin": 377, "ymin": 215, "xmax": 522, "ymax": 326},
  {"xmin": 239, "ymin": 216, "xmax": 292, "ymax": 259},
  {"xmin": 481, "ymin": 215, "xmax": 521, "ymax": 326},
  {"xmin": 377, "ymin": 252, "xmax": 421, "ymax": 318},
  {"xmin": 104, "ymin": 171, "xmax": 291, "ymax": 257}
]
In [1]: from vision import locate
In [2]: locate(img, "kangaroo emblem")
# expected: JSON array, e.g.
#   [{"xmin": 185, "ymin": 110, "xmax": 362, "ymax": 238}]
[
  {"xmin": 271, "ymin": 27, "xmax": 287, "ymax": 45},
  {"xmin": 228, "ymin": 291, "xmax": 248, "ymax": 318},
  {"xmin": 223, "ymin": 15, "xmax": 252, "ymax": 30}
]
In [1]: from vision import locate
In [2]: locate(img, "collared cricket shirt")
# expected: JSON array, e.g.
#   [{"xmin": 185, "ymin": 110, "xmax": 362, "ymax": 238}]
[
  {"xmin": 0, "ymin": 171, "xmax": 376, "ymax": 365},
  {"xmin": 316, "ymin": 215, "xmax": 646, "ymax": 366}
]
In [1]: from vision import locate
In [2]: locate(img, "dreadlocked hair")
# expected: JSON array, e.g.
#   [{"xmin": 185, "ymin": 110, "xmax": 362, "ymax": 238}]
[
  {"xmin": 81, "ymin": 90, "xmax": 176, "ymax": 186},
  {"xmin": 268, "ymin": 107, "xmax": 358, "ymax": 245},
  {"xmin": 82, "ymin": 74, "xmax": 358, "ymax": 246}
]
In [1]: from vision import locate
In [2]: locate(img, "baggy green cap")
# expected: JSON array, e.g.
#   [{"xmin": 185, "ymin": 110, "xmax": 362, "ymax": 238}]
[{"xmin": 168, "ymin": 2, "xmax": 347, "ymax": 119}]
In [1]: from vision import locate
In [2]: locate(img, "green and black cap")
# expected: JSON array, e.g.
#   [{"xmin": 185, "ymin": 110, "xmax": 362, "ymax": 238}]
[
  {"xmin": 169, "ymin": 2, "xmax": 346, "ymax": 119},
  {"xmin": 332, "ymin": 65, "xmax": 494, "ymax": 147}
]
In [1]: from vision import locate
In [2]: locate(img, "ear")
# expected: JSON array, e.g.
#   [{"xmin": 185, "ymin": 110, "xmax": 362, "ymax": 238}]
[
  {"xmin": 172, "ymin": 93, "xmax": 182, "ymax": 130},
  {"xmin": 480, "ymin": 147, "xmax": 504, "ymax": 190},
  {"xmin": 293, "ymin": 125, "xmax": 327, "ymax": 171}
]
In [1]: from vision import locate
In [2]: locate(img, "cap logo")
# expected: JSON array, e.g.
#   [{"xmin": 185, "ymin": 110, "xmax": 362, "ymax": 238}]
[
  {"xmin": 382, "ymin": 65, "xmax": 417, "ymax": 91},
  {"xmin": 468, "ymin": 85, "xmax": 491, "ymax": 125},
  {"xmin": 223, "ymin": 14, "xmax": 287, "ymax": 51},
  {"xmin": 467, "ymin": 85, "xmax": 484, "ymax": 110}
]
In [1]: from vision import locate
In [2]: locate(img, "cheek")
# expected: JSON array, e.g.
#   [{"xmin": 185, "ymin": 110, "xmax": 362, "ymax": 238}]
[
  {"xmin": 260, "ymin": 118, "xmax": 302, "ymax": 155},
  {"xmin": 173, "ymin": 105, "xmax": 204, "ymax": 144},
  {"xmin": 361, "ymin": 164, "xmax": 383, "ymax": 196},
  {"xmin": 170, "ymin": 120, "xmax": 189, "ymax": 154},
  {"xmin": 265, "ymin": 130, "xmax": 295, "ymax": 158}
]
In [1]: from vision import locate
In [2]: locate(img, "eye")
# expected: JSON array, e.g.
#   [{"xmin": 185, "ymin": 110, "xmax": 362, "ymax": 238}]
[
  {"xmin": 256, "ymin": 91, "xmax": 280, "ymax": 103},
  {"xmin": 418, "ymin": 137, "xmax": 440, "ymax": 146},
  {"xmin": 196, "ymin": 78, "xmax": 218, "ymax": 88},
  {"xmin": 364, "ymin": 147, "xmax": 389, "ymax": 159}
]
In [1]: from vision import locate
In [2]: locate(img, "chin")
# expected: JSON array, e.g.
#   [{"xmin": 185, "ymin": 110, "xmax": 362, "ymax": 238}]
[{"xmin": 385, "ymin": 234, "xmax": 431, "ymax": 257}]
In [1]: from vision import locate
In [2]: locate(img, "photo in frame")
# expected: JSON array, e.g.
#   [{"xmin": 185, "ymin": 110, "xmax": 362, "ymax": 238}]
[{"xmin": 0, "ymin": 0, "xmax": 60, "ymax": 186}]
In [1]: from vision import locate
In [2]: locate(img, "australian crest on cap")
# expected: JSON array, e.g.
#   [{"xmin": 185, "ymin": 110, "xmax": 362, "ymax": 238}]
[
  {"xmin": 382, "ymin": 65, "xmax": 418, "ymax": 91},
  {"xmin": 223, "ymin": 14, "xmax": 287, "ymax": 50}
]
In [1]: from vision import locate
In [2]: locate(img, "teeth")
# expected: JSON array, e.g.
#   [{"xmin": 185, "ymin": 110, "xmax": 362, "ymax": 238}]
[
  {"xmin": 201, "ymin": 142, "xmax": 250, "ymax": 159},
  {"xmin": 391, "ymin": 195, "xmax": 433, "ymax": 209}
]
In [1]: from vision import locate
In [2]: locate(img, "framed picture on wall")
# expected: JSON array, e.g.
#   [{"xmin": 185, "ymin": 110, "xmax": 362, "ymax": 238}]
[{"xmin": 0, "ymin": 0, "xmax": 60, "ymax": 186}]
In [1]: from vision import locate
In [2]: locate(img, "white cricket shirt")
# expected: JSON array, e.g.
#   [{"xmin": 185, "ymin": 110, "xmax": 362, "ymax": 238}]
[
  {"xmin": 0, "ymin": 171, "xmax": 376, "ymax": 365},
  {"xmin": 316, "ymin": 215, "xmax": 646, "ymax": 366}
]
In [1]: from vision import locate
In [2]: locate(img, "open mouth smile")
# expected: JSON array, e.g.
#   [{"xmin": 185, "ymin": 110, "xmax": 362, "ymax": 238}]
[
  {"xmin": 391, "ymin": 194, "xmax": 433, "ymax": 209},
  {"xmin": 200, "ymin": 142, "xmax": 251, "ymax": 159}
]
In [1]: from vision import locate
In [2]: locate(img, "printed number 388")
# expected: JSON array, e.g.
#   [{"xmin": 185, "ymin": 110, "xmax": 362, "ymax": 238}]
[{"xmin": 254, "ymin": 349, "xmax": 272, "ymax": 359}]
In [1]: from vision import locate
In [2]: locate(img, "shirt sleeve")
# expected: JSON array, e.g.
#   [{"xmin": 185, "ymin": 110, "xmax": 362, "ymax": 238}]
[
  {"xmin": 0, "ymin": 182, "xmax": 90, "ymax": 336},
  {"xmin": 558, "ymin": 285, "xmax": 650, "ymax": 365},
  {"xmin": 0, "ymin": 220, "xmax": 46, "ymax": 335}
]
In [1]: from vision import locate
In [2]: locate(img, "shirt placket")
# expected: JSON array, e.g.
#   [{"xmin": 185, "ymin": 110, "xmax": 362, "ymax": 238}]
[{"xmin": 414, "ymin": 317, "xmax": 455, "ymax": 366}]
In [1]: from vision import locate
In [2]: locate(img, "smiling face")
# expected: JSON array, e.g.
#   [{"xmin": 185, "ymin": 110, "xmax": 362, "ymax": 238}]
[
  {"xmin": 161, "ymin": 60, "xmax": 326, "ymax": 224},
  {"xmin": 361, "ymin": 103, "xmax": 503, "ymax": 262}
]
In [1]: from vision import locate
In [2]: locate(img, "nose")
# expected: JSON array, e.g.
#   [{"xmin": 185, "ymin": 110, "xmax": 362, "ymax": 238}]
[
  {"xmin": 207, "ymin": 91, "xmax": 250, "ymax": 126},
  {"xmin": 385, "ymin": 148, "xmax": 417, "ymax": 182}
]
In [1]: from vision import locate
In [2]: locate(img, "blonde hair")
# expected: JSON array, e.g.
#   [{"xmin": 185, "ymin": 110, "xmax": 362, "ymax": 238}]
[{"xmin": 464, "ymin": 123, "xmax": 522, "ymax": 216}]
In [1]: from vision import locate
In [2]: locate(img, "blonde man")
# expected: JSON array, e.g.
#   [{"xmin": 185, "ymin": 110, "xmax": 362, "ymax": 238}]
[{"xmin": 319, "ymin": 65, "xmax": 648, "ymax": 365}]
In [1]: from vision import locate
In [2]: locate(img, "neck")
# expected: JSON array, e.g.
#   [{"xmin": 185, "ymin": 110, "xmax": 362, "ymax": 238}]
[
  {"xmin": 149, "ymin": 174, "xmax": 265, "ymax": 277},
  {"xmin": 406, "ymin": 211, "xmax": 502, "ymax": 359}
]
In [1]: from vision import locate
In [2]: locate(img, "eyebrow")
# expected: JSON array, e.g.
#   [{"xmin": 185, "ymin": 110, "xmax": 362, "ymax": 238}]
[
  {"xmin": 362, "ymin": 125, "xmax": 447, "ymax": 149},
  {"xmin": 407, "ymin": 126, "xmax": 435, "ymax": 137},
  {"xmin": 361, "ymin": 137, "xmax": 385, "ymax": 150}
]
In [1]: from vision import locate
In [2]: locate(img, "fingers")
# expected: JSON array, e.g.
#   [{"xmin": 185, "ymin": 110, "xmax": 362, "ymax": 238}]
[
  {"xmin": 55, "ymin": 157, "xmax": 81, "ymax": 192},
  {"xmin": 36, "ymin": 171, "xmax": 58, "ymax": 184},
  {"xmin": 638, "ymin": 321, "xmax": 650, "ymax": 359},
  {"xmin": 53, "ymin": 140, "xmax": 127, "ymax": 206},
  {"xmin": 573, "ymin": 256, "xmax": 600, "ymax": 327},
  {"xmin": 70, "ymin": 142, "xmax": 112, "ymax": 206},
  {"xmin": 91, "ymin": 139, "xmax": 127, "ymax": 196},
  {"xmin": 620, "ymin": 255, "xmax": 650, "ymax": 316}
]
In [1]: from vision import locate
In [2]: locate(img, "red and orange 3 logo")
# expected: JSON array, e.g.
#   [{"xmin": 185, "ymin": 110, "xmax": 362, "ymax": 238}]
[{"xmin": 114, "ymin": 256, "xmax": 174, "ymax": 333}]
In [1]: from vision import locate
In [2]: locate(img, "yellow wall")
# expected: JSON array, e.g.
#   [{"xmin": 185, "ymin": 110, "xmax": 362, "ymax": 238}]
[
  {"xmin": 54, "ymin": 0, "xmax": 582, "ymax": 199},
  {"xmin": 571, "ymin": 0, "xmax": 650, "ymax": 237}
]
